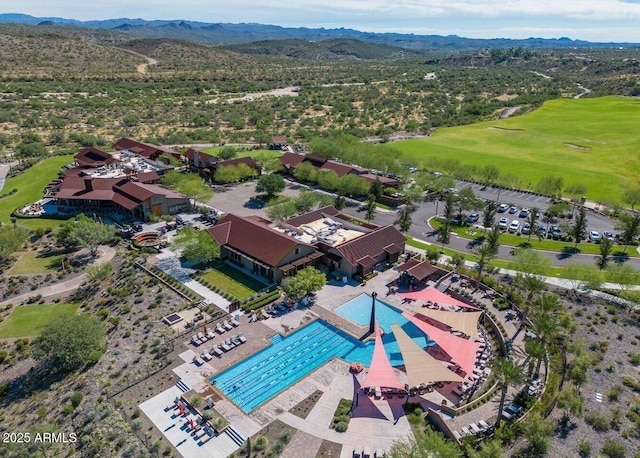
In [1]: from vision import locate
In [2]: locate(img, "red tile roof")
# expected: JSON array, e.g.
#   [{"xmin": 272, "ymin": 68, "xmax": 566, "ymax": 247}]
[
  {"xmin": 279, "ymin": 152, "xmax": 305, "ymax": 169},
  {"xmin": 114, "ymin": 138, "xmax": 177, "ymax": 159},
  {"xmin": 218, "ymin": 156, "xmax": 260, "ymax": 170},
  {"xmin": 183, "ymin": 148, "xmax": 217, "ymax": 166},
  {"xmin": 284, "ymin": 206, "xmax": 340, "ymax": 227},
  {"xmin": 75, "ymin": 147, "xmax": 117, "ymax": 167},
  {"xmin": 206, "ymin": 214, "xmax": 313, "ymax": 266},
  {"xmin": 336, "ymin": 225, "xmax": 406, "ymax": 266},
  {"xmin": 272, "ymin": 135, "xmax": 287, "ymax": 144},
  {"xmin": 320, "ymin": 160, "xmax": 357, "ymax": 177}
]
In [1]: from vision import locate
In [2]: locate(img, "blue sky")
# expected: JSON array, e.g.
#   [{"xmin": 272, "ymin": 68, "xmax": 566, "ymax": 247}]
[{"xmin": 6, "ymin": 0, "xmax": 640, "ymax": 42}]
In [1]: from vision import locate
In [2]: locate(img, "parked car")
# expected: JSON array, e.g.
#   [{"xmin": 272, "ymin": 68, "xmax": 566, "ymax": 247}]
[
  {"xmin": 521, "ymin": 222, "xmax": 531, "ymax": 235},
  {"xmin": 508, "ymin": 206, "xmax": 518, "ymax": 214},
  {"xmin": 549, "ymin": 225, "xmax": 563, "ymax": 239},
  {"xmin": 603, "ymin": 231, "xmax": 614, "ymax": 241},
  {"xmin": 508, "ymin": 220, "xmax": 520, "ymax": 233},
  {"xmin": 518, "ymin": 208, "xmax": 530, "ymax": 218},
  {"xmin": 589, "ymin": 231, "xmax": 600, "ymax": 242},
  {"xmin": 466, "ymin": 212, "xmax": 480, "ymax": 223},
  {"xmin": 498, "ymin": 217, "xmax": 509, "ymax": 230},
  {"xmin": 497, "ymin": 203, "xmax": 509, "ymax": 213}
]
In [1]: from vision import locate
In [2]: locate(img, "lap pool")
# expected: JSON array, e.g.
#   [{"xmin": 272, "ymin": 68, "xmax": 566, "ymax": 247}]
[{"xmin": 212, "ymin": 294, "xmax": 432, "ymax": 413}]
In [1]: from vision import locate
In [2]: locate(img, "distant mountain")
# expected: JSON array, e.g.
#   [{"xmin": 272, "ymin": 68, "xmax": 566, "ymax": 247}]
[{"xmin": 1, "ymin": 13, "xmax": 638, "ymax": 51}]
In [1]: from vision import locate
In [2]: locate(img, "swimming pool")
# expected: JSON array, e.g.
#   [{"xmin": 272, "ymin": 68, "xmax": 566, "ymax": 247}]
[
  {"xmin": 212, "ymin": 295, "xmax": 432, "ymax": 413},
  {"xmin": 212, "ymin": 320, "xmax": 371, "ymax": 413}
]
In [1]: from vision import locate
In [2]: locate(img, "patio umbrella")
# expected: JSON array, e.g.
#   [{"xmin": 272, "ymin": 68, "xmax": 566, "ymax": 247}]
[
  {"xmin": 204, "ymin": 325, "xmax": 208, "ymax": 334},
  {"xmin": 189, "ymin": 418, "xmax": 195, "ymax": 430},
  {"xmin": 178, "ymin": 403, "xmax": 184, "ymax": 416}
]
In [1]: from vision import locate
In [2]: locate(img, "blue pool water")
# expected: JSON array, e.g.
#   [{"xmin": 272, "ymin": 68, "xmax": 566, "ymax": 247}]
[{"xmin": 212, "ymin": 295, "xmax": 433, "ymax": 413}]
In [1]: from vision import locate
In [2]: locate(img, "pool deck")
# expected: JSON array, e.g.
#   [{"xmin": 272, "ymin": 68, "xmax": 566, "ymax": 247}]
[{"xmin": 140, "ymin": 264, "xmax": 535, "ymax": 457}]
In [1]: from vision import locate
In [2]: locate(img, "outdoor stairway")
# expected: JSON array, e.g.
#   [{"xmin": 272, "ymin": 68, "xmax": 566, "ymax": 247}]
[
  {"xmin": 176, "ymin": 380, "xmax": 191, "ymax": 393},
  {"xmin": 436, "ymin": 282, "xmax": 449, "ymax": 292},
  {"xmin": 224, "ymin": 426, "xmax": 245, "ymax": 447}
]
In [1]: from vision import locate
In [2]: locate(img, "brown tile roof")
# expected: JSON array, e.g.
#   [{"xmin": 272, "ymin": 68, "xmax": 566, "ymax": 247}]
[
  {"xmin": 55, "ymin": 176, "xmax": 119, "ymax": 200},
  {"xmin": 272, "ymin": 135, "xmax": 287, "ymax": 144},
  {"xmin": 406, "ymin": 262, "xmax": 439, "ymax": 282},
  {"xmin": 218, "ymin": 156, "xmax": 260, "ymax": 170},
  {"xmin": 75, "ymin": 147, "xmax": 117, "ymax": 167},
  {"xmin": 360, "ymin": 173, "xmax": 400, "ymax": 186},
  {"xmin": 136, "ymin": 171, "xmax": 160, "ymax": 183},
  {"xmin": 279, "ymin": 152, "xmax": 305, "ymax": 169},
  {"xmin": 206, "ymin": 214, "xmax": 313, "ymax": 266},
  {"xmin": 284, "ymin": 206, "xmax": 341, "ymax": 227},
  {"xmin": 114, "ymin": 138, "xmax": 177, "ymax": 159},
  {"xmin": 336, "ymin": 225, "xmax": 406, "ymax": 266},
  {"xmin": 183, "ymin": 148, "xmax": 217, "ymax": 166},
  {"xmin": 320, "ymin": 160, "xmax": 356, "ymax": 177}
]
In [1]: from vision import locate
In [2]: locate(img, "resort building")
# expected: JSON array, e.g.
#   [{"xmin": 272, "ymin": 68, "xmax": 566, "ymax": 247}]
[
  {"xmin": 206, "ymin": 206, "xmax": 406, "ymax": 283},
  {"xmin": 50, "ymin": 140, "xmax": 190, "ymax": 219},
  {"xmin": 182, "ymin": 149, "xmax": 261, "ymax": 179}
]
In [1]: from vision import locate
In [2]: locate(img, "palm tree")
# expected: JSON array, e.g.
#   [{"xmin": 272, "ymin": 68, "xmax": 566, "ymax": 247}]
[
  {"xmin": 494, "ymin": 357, "xmax": 525, "ymax": 427},
  {"xmin": 473, "ymin": 243, "xmax": 496, "ymax": 283},
  {"xmin": 523, "ymin": 338, "xmax": 547, "ymax": 378}
]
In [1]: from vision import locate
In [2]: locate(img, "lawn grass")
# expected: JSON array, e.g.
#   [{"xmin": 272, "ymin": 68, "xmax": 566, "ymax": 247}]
[
  {"xmin": 0, "ymin": 155, "xmax": 73, "ymax": 228},
  {"xmin": 0, "ymin": 303, "xmax": 79, "ymax": 338},
  {"xmin": 199, "ymin": 263, "xmax": 267, "ymax": 300},
  {"xmin": 395, "ymin": 96, "xmax": 640, "ymax": 203},
  {"xmin": 405, "ymin": 236, "xmax": 480, "ymax": 262},
  {"xmin": 200, "ymin": 147, "xmax": 282, "ymax": 162},
  {"xmin": 9, "ymin": 251, "xmax": 62, "ymax": 275}
]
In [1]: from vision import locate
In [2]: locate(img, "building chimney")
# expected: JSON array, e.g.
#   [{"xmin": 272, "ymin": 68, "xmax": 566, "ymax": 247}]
[{"xmin": 84, "ymin": 178, "xmax": 93, "ymax": 192}]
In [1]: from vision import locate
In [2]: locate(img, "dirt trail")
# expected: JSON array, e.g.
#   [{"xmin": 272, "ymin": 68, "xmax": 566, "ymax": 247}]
[{"xmin": 113, "ymin": 47, "xmax": 158, "ymax": 74}]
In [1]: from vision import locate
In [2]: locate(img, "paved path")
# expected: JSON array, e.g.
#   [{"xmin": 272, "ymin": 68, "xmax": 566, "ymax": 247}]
[
  {"xmin": 0, "ymin": 161, "xmax": 18, "ymax": 193},
  {"xmin": 154, "ymin": 250, "xmax": 232, "ymax": 311},
  {"xmin": 0, "ymin": 245, "xmax": 117, "ymax": 307}
]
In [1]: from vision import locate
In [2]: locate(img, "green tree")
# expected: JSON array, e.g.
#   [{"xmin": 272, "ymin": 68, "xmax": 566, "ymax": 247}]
[
  {"xmin": 564, "ymin": 263, "xmax": 604, "ymax": 292},
  {"xmin": 172, "ymin": 227, "xmax": 220, "ymax": 265},
  {"xmin": 520, "ymin": 412, "xmax": 554, "ymax": 455},
  {"xmin": 390, "ymin": 427, "xmax": 462, "ymax": 458},
  {"xmin": 557, "ymin": 385, "xmax": 584, "ymax": 428},
  {"xmin": 494, "ymin": 357, "xmax": 524, "ymax": 427},
  {"xmin": 486, "ymin": 224, "xmax": 501, "ymax": 256},
  {"xmin": 595, "ymin": 237, "xmax": 613, "ymax": 269},
  {"xmin": 281, "ymin": 266, "xmax": 326, "ymax": 301},
  {"xmin": 527, "ymin": 207, "xmax": 539, "ymax": 242},
  {"xmin": 266, "ymin": 201, "xmax": 297, "ymax": 221},
  {"xmin": 473, "ymin": 243, "xmax": 496, "ymax": 283},
  {"xmin": 481, "ymin": 164, "xmax": 500, "ymax": 188},
  {"xmin": 0, "ymin": 226, "xmax": 29, "ymax": 263},
  {"xmin": 523, "ymin": 338, "xmax": 546, "ymax": 378},
  {"xmin": 437, "ymin": 193, "xmax": 455, "ymax": 250},
  {"xmin": 369, "ymin": 178, "xmax": 383, "ymax": 201},
  {"xmin": 365, "ymin": 194, "xmax": 377, "ymax": 223},
  {"xmin": 213, "ymin": 165, "xmax": 241, "ymax": 184},
  {"xmin": 161, "ymin": 171, "xmax": 212, "ymax": 205},
  {"xmin": 85, "ymin": 262, "xmax": 113, "ymax": 284},
  {"xmin": 394, "ymin": 206, "xmax": 413, "ymax": 232},
  {"xmin": 572, "ymin": 205, "xmax": 588, "ymax": 247},
  {"xmin": 465, "ymin": 438, "xmax": 504, "ymax": 458},
  {"xmin": 482, "ymin": 200, "xmax": 497, "ymax": 231},
  {"xmin": 338, "ymin": 174, "xmax": 369, "ymax": 197},
  {"xmin": 59, "ymin": 214, "xmax": 116, "ymax": 256},
  {"xmin": 535, "ymin": 175, "xmax": 564, "ymax": 197},
  {"xmin": 218, "ymin": 146, "xmax": 237, "ymax": 160},
  {"xmin": 293, "ymin": 161, "xmax": 316, "ymax": 182},
  {"xmin": 513, "ymin": 248, "xmax": 549, "ymax": 300},
  {"xmin": 621, "ymin": 187, "xmax": 640, "ymax": 211},
  {"xmin": 455, "ymin": 187, "xmax": 482, "ymax": 223},
  {"xmin": 606, "ymin": 262, "xmax": 638, "ymax": 292},
  {"xmin": 32, "ymin": 313, "xmax": 105, "ymax": 373},
  {"xmin": 333, "ymin": 194, "xmax": 346, "ymax": 211},
  {"xmin": 616, "ymin": 211, "xmax": 640, "ymax": 252},
  {"xmin": 256, "ymin": 174, "xmax": 286, "ymax": 198},
  {"xmin": 451, "ymin": 252, "xmax": 465, "ymax": 273},
  {"xmin": 565, "ymin": 183, "xmax": 588, "ymax": 202}
]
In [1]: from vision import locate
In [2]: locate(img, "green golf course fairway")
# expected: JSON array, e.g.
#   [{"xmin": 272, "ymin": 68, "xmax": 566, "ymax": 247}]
[{"xmin": 396, "ymin": 96, "xmax": 640, "ymax": 203}]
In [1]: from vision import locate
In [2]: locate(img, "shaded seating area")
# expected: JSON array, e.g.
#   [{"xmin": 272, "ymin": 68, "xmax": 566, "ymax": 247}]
[
  {"xmin": 360, "ymin": 324, "xmax": 405, "ymax": 398},
  {"xmin": 395, "ymin": 259, "xmax": 444, "ymax": 289}
]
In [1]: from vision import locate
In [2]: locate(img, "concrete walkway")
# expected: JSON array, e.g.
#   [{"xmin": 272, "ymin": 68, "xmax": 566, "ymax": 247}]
[
  {"xmin": 0, "ymin": 245, "xmax": 117, "ymax": 307},
  {"xmin": 154, "ymin": 250, "xmax": 232, "ymax": 311}
]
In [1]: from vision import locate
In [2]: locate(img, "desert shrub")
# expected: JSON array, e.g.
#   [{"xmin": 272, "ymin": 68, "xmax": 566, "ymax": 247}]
[
  {"xmin": 70, "ymin": 392, "xmax": 83, "ymax": 408},
  {"xmin": 584, "ymin": 411, "xmax": 610, "ymax": 431},
  {"xmin": 601, "ymin": 440, "xmax": 626, "ymax": 458}
]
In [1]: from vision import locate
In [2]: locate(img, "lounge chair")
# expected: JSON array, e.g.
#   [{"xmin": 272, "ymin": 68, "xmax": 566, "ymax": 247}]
[
  {"xmin": 363, "ymin": 448, "xmax": 371, "ymax": 458},
  {"xmin": 225, "ymin": 339, "xmax": 236, "ymax": 349},
  {"xmin": 375, "ymin": 387, "xmax": 382, "ymax": 399},
  {"xmin": 231, "ymin": 335, "xmax": 242, "ymax": 346},
  {"xmin": 216, "ymin": 323, "xmax": 226, "ymax": 334},
  {"xmin": 470, "ymin": 423, "xmax": 482, "ymax": 434},
  {"xmin": 191, "ymin": 336, "xmax": 201, "ymax": 346},
  {"xmin": 193, "ymin": 356, "xmax": 205, "ymax": 366},
  {"xmin": 237, "ymin": 333, "xmax": 247, "ymax": 344},
  {"xmin": 211, "ymin": 346, "xmax": 223, "ymax": 357},
  {"xmin": 201, "ymin": 351, "xmax": 213, "ymax": 361},
  {"xmin": 206, "ymin": 331, "xmax": 216, "ymax": 340},
  {"xmin": 220, "ymin": 342, "xmax": 231, "ymax": 352},
  {"xmin": 230, "ymin": 318, "xmax": 240, "ymax": 327},
  {"xmin": 461, "ymin": 426, "xmax": 472, "ymax": 436},
  {"xmin": 197, "ymin": 332, "xmax": 205, "ymax": 341},
  {"xmin": 223, "ymin": 320, "xmax": 233, "ymax": 331},
  {"xmin": 353, "ymin": 447, "xmax": 362, "ymax": 458},
  {"xmin": 375, "ymin": 449, "xmax": 384, "ymax": 458},
  {"xmin": 478, "ymin": 420, "xmax": 491, "ymax": 431}
]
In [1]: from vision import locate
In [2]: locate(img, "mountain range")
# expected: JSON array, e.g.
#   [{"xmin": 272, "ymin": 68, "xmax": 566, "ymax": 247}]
[{"xmin": 1, "ymin": 13, "xmax": 638, "ymax": 51}]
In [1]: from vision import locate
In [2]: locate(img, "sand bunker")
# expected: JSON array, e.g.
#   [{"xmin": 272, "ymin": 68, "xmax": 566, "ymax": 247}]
[
  {"xmin": 565, "ymin": 143, "xmax": 591, "ymax": 151},
  {"xmin": 488, "ymin": 127, "xmax": 525, "ymax": 132}
]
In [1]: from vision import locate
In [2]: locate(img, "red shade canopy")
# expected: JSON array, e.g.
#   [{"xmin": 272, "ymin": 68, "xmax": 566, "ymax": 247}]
[
  {"xmin": 402, "ymin": 311, "xmax": 481, "ymax": 378},
  {"xmin": 400, "ymin": 287, "xmax": 479, "ymax": 310},
  {"xmin": 361, "ymin": 325, "xmax": 404, "ymax": 391}
]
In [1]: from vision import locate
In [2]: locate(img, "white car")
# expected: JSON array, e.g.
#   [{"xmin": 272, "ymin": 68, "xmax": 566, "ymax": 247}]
[
  {"xmin": 497, "ymin": 203, "xmax": 509, "ymax": 213},
  {"xmin": 498, "ymin": 217, "xmax": 509, "ymax": 230},
  {"xmin": 589, "ymin": 231, "xmax": 600, "ymax": 242},
  {"xmin": 508, "ymin": 220, "xmax": 520, "ymax": 233}
]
